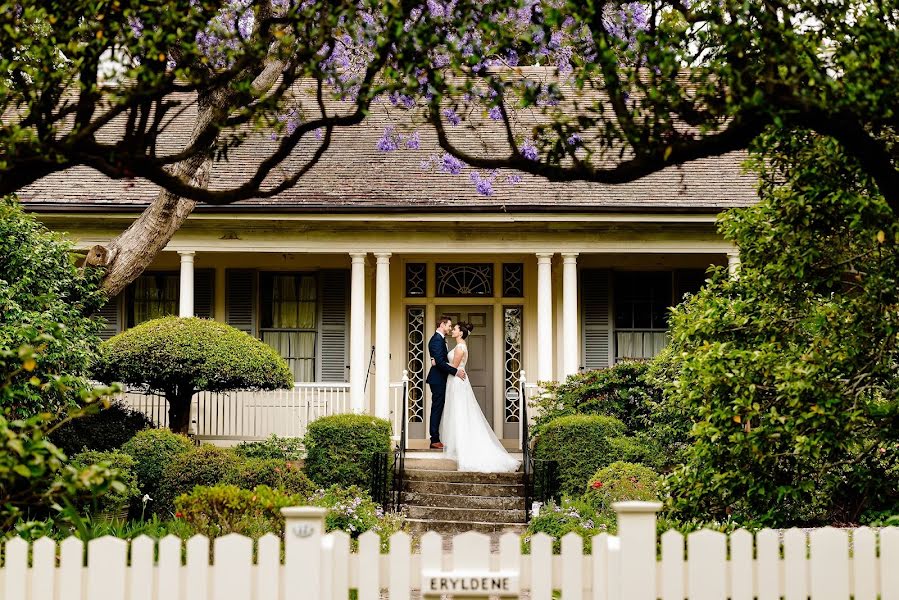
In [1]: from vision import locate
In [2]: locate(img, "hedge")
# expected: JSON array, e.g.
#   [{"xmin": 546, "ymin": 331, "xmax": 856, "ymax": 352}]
[
  {"xmin": 51, "ymin": 403, "xmax": 152, "ymax": 455},
  {"xmin": 304, "ymin": 414, "xmax": 392, "ymax": 489},
  {"xmin": 121, "ymin": 429, "xmax": 194, "ymax": 506}
]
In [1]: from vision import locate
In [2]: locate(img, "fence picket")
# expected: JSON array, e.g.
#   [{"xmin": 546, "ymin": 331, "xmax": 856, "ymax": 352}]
[
  {"xmin": 213, "ymin": 534, "xmax": 252, "ymax": 600},
  {"xmin": 32, "ymin": 537, "xmax": 57, "ymax": 600},
  {"xmin": 755, "ymin": 529, "xmax": 780, "ymax": 600},
  {"xmin": 321, "ymin": 533, "xmax": 335, "ymax": 600},
  {"xmin": 129, "ymin": 536, "xmax": 155, "ymax": 600},
  {"xmin": 809, "ymin": 527, "xmax": 849, "ymax": 600},
  {"xmin": 851, "ymin": 527, "xmax": 876, "ymax": 600},
  {"xmin": 660, "ymin": 530, "xmax": 684, "ymax": 600},
  {"xmin": 783, "ymin": 528, "xmax": 808, "ymax": 600},
  {"xmin": 257, "ymin": 534, "xmax": 280, "ymax": 600},
  {"xmin": 59, "ymin": 537, "xmax": 84, "ymax": 600},
  {"xmin": 420, "ymin": 531, "xmax": 443, "ymax": 598},
  {"xmin": 728, "ymin": 529, "xmax": 753, "ymax": 600},
  {"xmin": 331, "ymin": 531, "xmax": 351, "ymax": 600},
  {"xmin": 87, "ymin": 536, "xmax": 127, "ymax": 600},
  {"xmin": 591, "ymin": 534, "xmax": 610, "ymax": 600},
  {"xmin": 606, "ymin": 536, "xmax": 621, "ymax": 600},
  {"xmin": 3, "ymin": 537, "xmax": 27, "ymax": 600},
  {"xmin": 388, "ymin": 531, "xmax": 412, "ymax": 600},
  {"xmin": 158, "ymin": 535, "xmax": 182, "ymax": 600},
  {"xmin": 357, "ymin": 530, "xmax": 380, "ymax": 600},
  {"xmin": 530, "ymin": 533, "xmax": 553, "ymax": 600},
  {"xmin": 499, "ymin": 532, "xmax": 522, "ymax": 594},
  {"xmin": 687, "ymin": 530, "xmax": 726, "ymax": 600},
  {"xmin": 883, "ymin": 527, "xmax": 899, "ymax": 600},
  {"xmin": 561, "ymin": 532, "xmax": 584, "ymax": 600},
  {"xmin": 186, "ymin": 535, "xmax": 210, "ymax": 600}
]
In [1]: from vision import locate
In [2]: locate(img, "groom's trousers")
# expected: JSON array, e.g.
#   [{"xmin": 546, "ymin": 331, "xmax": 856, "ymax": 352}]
[{"xmin": 428, "ymin": 380, "xmax": 447, "ymax": 443}]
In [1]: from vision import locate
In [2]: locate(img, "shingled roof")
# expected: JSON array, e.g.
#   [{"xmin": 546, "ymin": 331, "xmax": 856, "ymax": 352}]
[{"xmin": 19, "ymin": 91, "xmax": 760, "ymax": 214}]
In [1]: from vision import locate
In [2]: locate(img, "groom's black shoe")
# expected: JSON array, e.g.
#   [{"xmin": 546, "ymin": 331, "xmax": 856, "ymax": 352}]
[{"xmin": 429, "ymin": 442, "xmax": 445, "ymax": 449}]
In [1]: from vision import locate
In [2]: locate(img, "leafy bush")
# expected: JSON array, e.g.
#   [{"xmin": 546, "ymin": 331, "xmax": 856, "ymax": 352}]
[
  {"xmin": 50, "ymin": 403, "xmax": 152, "ymax": 455},
  {"xmin": 121, "ymin": 429, "xmax": 193, "ymax": 506},
  {"xmin": 174, "ymin": 484, "xmax": 303, "ymax": 539},
  {"xmin": 533, "ymin": 415, "xmax": 626, "ymax": 496},
  {"xmin": 93, "ymin": 317, "xmax": 293, "ymax": 432},
  {"xmin": 234, "ymin": 435, "xmax": 304, "ymax": 461},
  {"xmin": 584, "ymin": 462, "xmax": 662, "ymax": 516},
  {"xmin": 230, "ymin": 458, "xmax": 316, "ymax": 497},
  {"xmin": 523, "ymin": 497, "xmax": 611, "ymax": 554},
  {"xmin": 304, "ymin": 414, "xmax": 392, "ymax": 489},
  {"xmin": 308, "ymin": 485, "xmax": 407, "ymax": 551},
  {"xmin": 69, "ymin": 450, "xmax": 140, "ymax": 515},
  {"xmin": 156, "ymin": 445, "xmax": 243, "ymax": 513}
]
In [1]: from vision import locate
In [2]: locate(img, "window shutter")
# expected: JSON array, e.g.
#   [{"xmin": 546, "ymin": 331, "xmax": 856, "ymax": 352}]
[
  {"xmin": 582, "ymin": 269, "xmax": 611, "ymax": 370},
  {"xmin": 318, "ymin": 270, "xmax": 349, "ymax": 382},
  {"xmin": 96, "ymin": 295, "xmax": 122, "ymax": 340},
  {"xmin": 225, "ymin": 269, "xmax": 256, "ymax": 336},
  {"xmin": 194, "ymin": 269, "xmax": 215, "ymax": 319}
]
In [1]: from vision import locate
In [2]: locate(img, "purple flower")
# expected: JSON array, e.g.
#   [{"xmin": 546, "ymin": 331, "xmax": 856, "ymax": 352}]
[
  {"xmin": 406, "ymin": 131, "xmax": 421, "ymax": 150},
  {"xmin": 440, "ymin": 153, "xmax": 464, "ymax": 174},
  {"xmin": 442, "ymin": 108, "xmax": 461, "ymax": 126},
  {"xmin": 507, "ymin": 174, "xmax": 522, "ymax": 184},
  {"xmin": 488, "ymin": 106, "xmax": 503, "ymax": 121},
  {"xmin": 521, "ymin": 140, "xmax": 539, "ymax": 161},
  {"xmin": 470, "ymin": 172, "xmax": 494, "ymax": 196},
  {"xmin": 376, "ymin": 127, "xmax": 398, "ymax": 152},
  {"xmin": 567, "ymin": 133, "xmax": 582, "ymax": 146}
]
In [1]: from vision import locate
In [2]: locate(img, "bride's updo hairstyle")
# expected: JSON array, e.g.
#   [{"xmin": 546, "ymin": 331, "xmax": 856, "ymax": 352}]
[{"xmin": 458, "ymin": 321, "xmax": 474, "ymax": 340}]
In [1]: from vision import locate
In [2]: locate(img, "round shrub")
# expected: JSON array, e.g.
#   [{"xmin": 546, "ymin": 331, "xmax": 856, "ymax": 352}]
[
  {"xmin": 304, "ymin": 414, "xmax": 392, "ymax": 489},
  {"xmin": 69, "ymin": 450, "xmax": 140, "ymax": 516},
  {"xmin": 121, "ymin": 429, "xmax": 193, "ymax": 504},
  {"xmin": 584, "ymin": 462, "xmax": 661, "ymax": 516},
  {"xmin": 51, "ymin": 403, "xmax": 152, "ymax": 455},
  {"xmin": 229, "ymin": 458, "xmax": 316, "ymax": 497},
  {"xmin": 156, "ymin": 445, "xmax": 243, "ymax": 513},
  {"xmin": 93, "ymin": 317, "xmax": 293, "ymax": 432},
  {"xmin": 533, "ymin": 414, "xmax": 626, "ymax": 496},
  {"xmin": 234, "ymin": 435, "xmax": 304, "ymax": 461}
]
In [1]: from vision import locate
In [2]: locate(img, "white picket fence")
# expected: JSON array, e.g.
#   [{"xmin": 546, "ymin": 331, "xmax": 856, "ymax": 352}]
[{"xmin": 2, "ymin": 503, "xmax": 897, "ymax": 599}]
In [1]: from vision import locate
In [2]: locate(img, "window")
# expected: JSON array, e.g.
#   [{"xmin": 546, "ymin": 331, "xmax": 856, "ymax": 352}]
[
  {"xmin": 260, "ymin": 273, "xmax": 317, "ymax": 382},
  {"xmin": 502, "ymin": 263, "xmax": 524, "ymax": 297},
  {"xmin": 613, "ymin": 271, "xmax": 672, "ymax": 361},
  {"xmin": 436, "ymin": 264, "xmax": 494, "ymax": 297},
  {"xmin": 405, "ymin": 263, "xmax": 427, "ymax": 297},
  {"xmin": 128, "ymin": 272, "xmax": 179, "ymax": 327}
]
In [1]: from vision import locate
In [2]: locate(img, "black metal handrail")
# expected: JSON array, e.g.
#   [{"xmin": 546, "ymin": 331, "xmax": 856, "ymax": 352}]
[
  {"xmin": 390, "ymin": 372, "xmax": 409, "ymax": 513},
  {"xmin": 520, "ymin": 370, "xmax": 533, "ymax": 521}
]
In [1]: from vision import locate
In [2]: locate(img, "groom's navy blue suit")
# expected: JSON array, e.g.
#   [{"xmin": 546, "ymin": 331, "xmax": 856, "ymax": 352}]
[{"xmin": 426, "ymin": 331, "xmax": 458, "ymax": 444}]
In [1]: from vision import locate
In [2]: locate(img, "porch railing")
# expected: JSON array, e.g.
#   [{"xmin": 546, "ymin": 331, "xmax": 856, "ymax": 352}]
[{"xmin": 118, "ymin": 383, "xmax": 351, "ymax": 442}]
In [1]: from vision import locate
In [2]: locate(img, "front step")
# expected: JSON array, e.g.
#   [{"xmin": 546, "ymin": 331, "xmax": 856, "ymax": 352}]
[
  {"xmin": 406, "ymin": 505, "xmax": 526, "ymax": 523},
  {"xmin": 404, "ymin": 479, "xmax": 525, "ymax": 497},
  {"xmin": 406, "ymin": 519, "xmax": 527, "ymax": 535},
  {"xmin": 404, "ymin": 491, "xmax": 523, "ymax": 510},
  {"xmin": 404, "ymin": 468, "xmax": 523, "ymax": 483}
]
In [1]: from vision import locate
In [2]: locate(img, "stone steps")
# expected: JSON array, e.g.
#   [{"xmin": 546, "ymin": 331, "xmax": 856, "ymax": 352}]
[
  {"xmin": 406, "ymin": 505, "xmax": 526, "ymax": 523},
  {"xmin": 406, "ymin": 519, "xmax": 527, "ymax": 536},
  {"xmin": 404, "ymin": 479, "xmax": 525, "ymax": 497},
  {"xmin": 403, "ymin": 491, "xmax": 523, "ymax": 510},
  {"xmin": 404, "ymin": 468, "xmax": 523, "ymax": 484}
]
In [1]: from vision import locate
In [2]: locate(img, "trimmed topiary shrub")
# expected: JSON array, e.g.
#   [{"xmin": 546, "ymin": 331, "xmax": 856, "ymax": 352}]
[
  {"xmin": 156, "ymin": 445, "xmax": 243, "ymax": 513},
  {"xmin": 234, "ymin": 435, "xmax": 304, "ymax": 461},
  {"xmin": 69, "ymin": 449, "xmax": 140, "ymax": 517},
  {"xmin": 584, "ymin": 462, "xmax": 662, "ymax": 516},
  {"xmin": 304, "ymin": 414, "xmax": 392, "ymax": 489},
  {"xmin": 93, "ymin": 317, "xmax": 293, "ymax": 433},
  {"xmin": 121, "ymin": 429, "xmax": 194, "ymax": 505},
  {"xmin": 533, "ymin": 414, "xmax": 626, "ymax": 496},
  {"xmin": 230, "ymin": 458, "xmax": 316, "ymax": 497},
  {"xmin": 51, "ymin": 403, "xmax": 152, "ymax": 455}
]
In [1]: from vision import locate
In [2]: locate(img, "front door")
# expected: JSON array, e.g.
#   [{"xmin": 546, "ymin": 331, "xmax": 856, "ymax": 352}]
[{"xmin": 435, "ymin": 306, "xmax": 494, "ymax": 429}]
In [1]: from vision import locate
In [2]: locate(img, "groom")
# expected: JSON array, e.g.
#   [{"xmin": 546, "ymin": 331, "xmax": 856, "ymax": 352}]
[{"xmin": 426, "ymin": 316, "xmax": 466, "ymax": 449}]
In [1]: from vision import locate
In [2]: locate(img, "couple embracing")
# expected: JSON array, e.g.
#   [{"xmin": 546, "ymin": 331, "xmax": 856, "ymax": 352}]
[{"xmin": 425, "ymin": 316, "xmax": 519, "ymax": 473}]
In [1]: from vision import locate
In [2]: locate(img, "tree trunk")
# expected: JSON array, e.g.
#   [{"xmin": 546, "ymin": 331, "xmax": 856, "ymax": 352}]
[{"xmin": 167, "ymin": 389, "xmax": 194, "ymax": 435}]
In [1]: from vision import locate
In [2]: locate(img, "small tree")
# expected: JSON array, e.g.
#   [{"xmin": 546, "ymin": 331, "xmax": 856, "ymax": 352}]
[{"xmin": 93, "ymin": 317, "xmax": 293, "ymax": 433}]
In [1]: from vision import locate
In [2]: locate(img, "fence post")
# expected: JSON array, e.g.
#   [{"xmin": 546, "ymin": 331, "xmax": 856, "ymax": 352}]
[
  {"xmin": 283, "ymin": 506, "xmax": 328, "ymax": 600},
  {"xmin": 613, "ymin": 501, "xmax": 662, "ymax": 600}
]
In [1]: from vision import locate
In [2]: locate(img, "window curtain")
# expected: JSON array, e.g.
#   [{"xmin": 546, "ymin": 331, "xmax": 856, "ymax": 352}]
[
  {"xmin": 262, "ymin": 331, "xmax": 315, "ymax": 382},
  {"xmin": 132, "ymin": 274, "xmax": 178, "ymax": 325},
  {"xmin": 271, "ymin": 275, "xmax": 316, "ymax": 328}
]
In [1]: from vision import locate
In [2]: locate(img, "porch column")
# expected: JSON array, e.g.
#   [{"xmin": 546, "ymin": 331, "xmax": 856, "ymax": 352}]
[
  {"xmin": 536, "ymin": 253, "xmax": 554, "ymax": 382},
  {"xmin": 178, "ymin": 251, "xmax": 195, "ymax": 317},
  {"xmin": 728, "ymin": 249, "xmax": 741, "ymax": 278},
  {"xmin": 561, "ymin": 252, "xmax": 579, "ymax": 378},
  {"xmin": 350, "ymin": 252, "xmax": 367, "ymax": 412},
  {"xmin": 374, "ymin": 252, "xmax": 391, "ymax": 419}
]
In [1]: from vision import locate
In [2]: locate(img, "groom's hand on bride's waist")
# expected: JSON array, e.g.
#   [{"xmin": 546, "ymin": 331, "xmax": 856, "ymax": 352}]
[{"xmin": 457, "ymin": 368, "xmax": 466, "ymax": 380}]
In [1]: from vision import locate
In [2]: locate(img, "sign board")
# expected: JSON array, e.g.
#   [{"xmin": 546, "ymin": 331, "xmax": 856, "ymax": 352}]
[{"xmin": 422, "ymin": 570, "xmax": 520, "ymax": 597}]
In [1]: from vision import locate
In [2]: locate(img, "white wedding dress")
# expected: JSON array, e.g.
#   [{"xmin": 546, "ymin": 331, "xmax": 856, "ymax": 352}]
[{"xmin": 440, "ymin": 344, "xmax": 521, "ymax": 473}]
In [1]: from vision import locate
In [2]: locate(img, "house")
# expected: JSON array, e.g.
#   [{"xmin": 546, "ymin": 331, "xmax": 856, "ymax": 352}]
[{"xmin": 19, "ymin": 102, "xmax": 756, "ymax": 448}]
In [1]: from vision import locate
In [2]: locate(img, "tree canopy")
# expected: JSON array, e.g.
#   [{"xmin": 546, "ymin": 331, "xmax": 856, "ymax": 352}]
[{"xmin": 93, "ymin": 317, "xmax": 293, "ymax": 433}]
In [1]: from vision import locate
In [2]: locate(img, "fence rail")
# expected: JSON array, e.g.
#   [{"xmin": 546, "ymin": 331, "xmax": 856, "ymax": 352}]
[
  {"xmin": 118, "ymin": 383, "xmax": 350, "ymax": 442},
  {"xmin": 4, "ymin": 503, "xmax": 895, "ymax": 599}
]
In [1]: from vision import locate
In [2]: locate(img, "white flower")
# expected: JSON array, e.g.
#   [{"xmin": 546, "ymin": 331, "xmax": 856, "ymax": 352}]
[{"xmin": 142, "ymin": 494, "xmax": 153, "ymax": 504}]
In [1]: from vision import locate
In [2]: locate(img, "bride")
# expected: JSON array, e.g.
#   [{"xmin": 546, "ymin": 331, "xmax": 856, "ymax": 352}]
[{"xmin": 440, "ymin": 321, "xmax": 521, "ymax": 473}]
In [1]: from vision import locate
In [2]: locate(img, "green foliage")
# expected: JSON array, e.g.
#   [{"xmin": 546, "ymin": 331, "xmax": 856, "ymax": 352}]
[
  {"xmin": 523, "ymin": 497, "xmax": 611, "ymax": 554},
  {"xmin": 120, "ymin": 429, "xmax": 194, "ymax": 506},
  {"xmin": 664, "ymin": 132, "xmax": 899, "ymax": 526},
  {"xmin": 50, "ymin": 402, "xmax": 152, "ymax": 455},
  {"xmin": 231, "ymin": 458, "xmax": 316, "ymax": 497},
  {"xmin": 69, "ymin": 450, "xmax": 140, "ymax": 515},
  {"xmin": 584, "ymin": 462, "xmax": 662, "ymax": 516},
  {"xmin": 307, "ymin": 485, "xmax": 407, "ymax": 551},
  {"xmin": 532, "ymin": 414, "xmax": 627, "ymax": 496},
  {"xmin": 304, "ymin": 414, "xmax": 392, "ymax": 489},
  {"xmin": 0, "ymin": 197, "xmax": 106, "ymax": 417},
  {"xmin": 156, "ymin": 445, "xmax": 243, "ymax": 514},
  {"xmin": 174, "ymin": 484, "xmax": 304, "ymax": 539},
  {"xmin": 93, "ymin": 317, "xmax": 292, "ymax": 432},
  {"xmin": 234, "ymin": 434, "xmax": 304, "ymax": 461}
]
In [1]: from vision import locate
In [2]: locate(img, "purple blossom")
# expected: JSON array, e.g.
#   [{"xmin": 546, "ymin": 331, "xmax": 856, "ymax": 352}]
[
  {"xmin": 567, "ymin": 133, "xmax": 582, "ymax": 146},
  {"xmin": 521, "ymin": 139, "xmax": 539, "ymax": 161},
  {"xmin": 442, "ymin": 108, "xmax": 461, "ymax": 126},
  {"xmin": 507, "ymin": 174, "xmax": 522, "ymax": 184},
  {"xmin": 440, "ymin": 153, "xmax": 464, "ymax": 174},
  {"xmin": 376, "ymin": 127, "xmax": 399, "ymax": 152},
  {"xmin": 488, "ymin": 107, "xmax": 503, "ymax": 121},
  {"xmin": 406, "ymin": 131, "xmax": 421, "ymax": 150},
  {"xmin": 470, "ymin": 172, "xmax": 494, "ymax": 196}
]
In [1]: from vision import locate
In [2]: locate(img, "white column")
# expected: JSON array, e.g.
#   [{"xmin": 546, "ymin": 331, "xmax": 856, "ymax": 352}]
[
  {"xmin": 536, "ymin": 253, "xmax": 554, "ymax": 382},
  {"xmin": 727, "ymin": 249, "xmax": 741, "ymax": 278},
  {"xmin": 178, "ymin": 251, "xmax": 195, "ymax": 317},
  {"xmin": 374, "ymin": 253, "xmax": 391, "ymax": 419},
  {"xmin": 350, "ymin": 253, "xmax": 367, "ymax": 412},
  {"xmin": 561, "ymin": 252, "xmax": 579, "ymax": 378}
]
